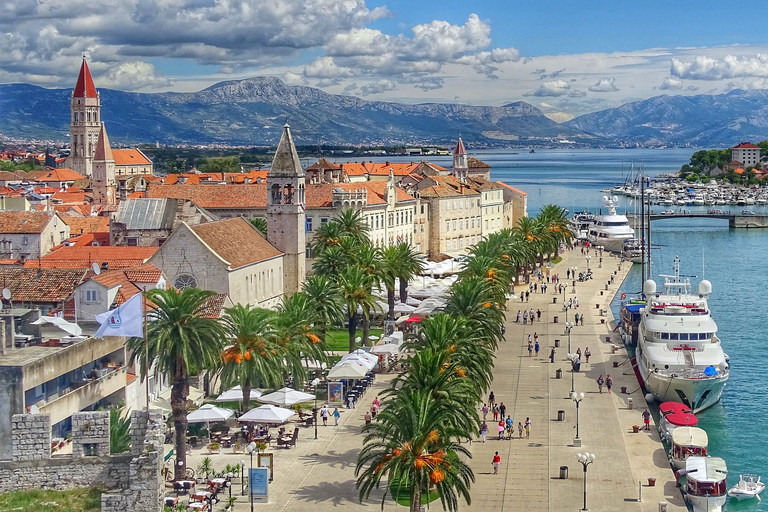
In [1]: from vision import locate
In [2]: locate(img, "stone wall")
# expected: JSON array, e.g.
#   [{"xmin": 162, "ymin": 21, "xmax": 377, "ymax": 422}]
[
  {"xmin": 0, "ymin": 454, "xmax": 131, "ymax": 493},
  {"xmin": 12, "ymin": 414, "xmax": 50, "ymax": 461},
  {"xmin": 72, "ymin": 411, "xmax": 110, "ymax": 457}
]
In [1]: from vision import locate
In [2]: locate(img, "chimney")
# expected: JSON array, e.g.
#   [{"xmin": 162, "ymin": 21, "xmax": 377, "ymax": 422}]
[{"xmin": 101, "ymin": 262, "xmax": 108, "ymax": 271}]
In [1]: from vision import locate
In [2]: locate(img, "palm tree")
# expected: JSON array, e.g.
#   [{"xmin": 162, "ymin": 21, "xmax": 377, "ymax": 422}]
[
  {"xmin": 352, "ymin": 243, "xmax": 382, "ymax": 341},
  {"xmin": 311, "ymin": 244, "xmax": 352, "ymax": 280},
  {"xmin": 220, "ymin": 304, "xmax": 283, "ymax": 411},
  {"xmin": 249, "ymin": 217, "xmax": 267, "ymax": 237},
  {"xmin": 276, "ymin": 292, "xmax": 327, "ymax": 387},
  {"xmin": 127, "ymin": 287, "xmax": 224, "ymax": 480},
  {"xmin": 537, "ymin": 204, "xmax": 572, "ymax": 258},
  {"xmin": 302, "ymin": 275, "xmax": 345, "ymax": 340},
  {"xmin": 379, "ymin": 246, "xmax": 400, "ymax": 321},
  {"xmin": 444, "ymin": 277, "xmax": 505, "ymax": 349},
  {"xmin": 311, "ymin": 219, "xmax": 346, "ymax": 256},
  {"xmin": 356, "ymin": 388, "xmax": 474, "ymax": 512},
  {"xmin": 394, "ymin": 243, "xmax": 425, "ymax": 304},
  {"xmin": 334, "ymin": 207, "xmax": 371, "ymax": 245},
  {"xmin": 338, "ymin": 265, "xmax": 378, "ymax": 352}
]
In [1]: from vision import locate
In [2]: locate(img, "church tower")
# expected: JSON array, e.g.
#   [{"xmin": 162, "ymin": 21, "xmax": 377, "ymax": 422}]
[
  {"xmin": 267, "ymin": 124, "xmax": 306, "ymax": 295},
  {"xmin": 92, "ymin": 122, "xmax": 116, "ymax": 206},
  {"xmin": 452, "ymin": 137, "xmax": 468, "ymax": 182},
  {"xmin": 66, "ymin": 57, "xmax": 101, "ymax": 177}
]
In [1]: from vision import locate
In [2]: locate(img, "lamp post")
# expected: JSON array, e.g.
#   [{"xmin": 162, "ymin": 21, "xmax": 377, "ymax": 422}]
[
  {"xmin": 570, "ymin": 391, "xmax": 584, "ymax": 447},
  {"xmin": 311, "ymin": 377, "xmax": 321, "ymax": 440},
  {"xmin": 227, "ymin": 472, "xmax": 233, "ymax": 500},
  {"xmin": 571, "ymin": 267, "xmax": 577, "ymax": 293},
  {"xmin": 565, "ymin": 322, "xmax": 576, "ymax": 394},
  {"xmin": 246, "ymin": 442, "xmax": 257, "ymax": 512},
  {"xmin": 575, "ymin": 452, "xmax": 596, "ymax": 511},
  {"xmin": 586, "ymin": 255, "xmax": 592, "ymax": 272},
  {"xmin": 240, "ymin": 460, "xmax": 246, "ymax": 496}
]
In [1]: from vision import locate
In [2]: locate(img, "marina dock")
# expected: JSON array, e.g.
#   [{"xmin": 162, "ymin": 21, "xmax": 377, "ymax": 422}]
[{"xmin": 181, "ymin": 248, "xmax": 687, "ymax": 511}]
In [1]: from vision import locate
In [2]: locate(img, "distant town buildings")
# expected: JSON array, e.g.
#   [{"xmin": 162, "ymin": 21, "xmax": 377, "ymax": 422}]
[{"xmin": 731, "ymin": 142, "xmax": 762, "ymax": 168}]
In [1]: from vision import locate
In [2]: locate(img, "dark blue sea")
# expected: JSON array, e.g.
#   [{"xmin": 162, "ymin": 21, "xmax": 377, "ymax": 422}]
[{"xmin": 365, "ymin": 147, "xmax": 767, "ymax": 508}]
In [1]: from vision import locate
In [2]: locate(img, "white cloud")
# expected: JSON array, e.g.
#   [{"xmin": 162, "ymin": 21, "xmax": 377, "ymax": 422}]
[
  {"xmin": 282, "ymin": 71, "xmax": 308, "ymax": 86},
  {"xmin": 544, "ymin": 111, "xmax": 575, "ymax": 122},
  {"xmin": 659, "ymin": 76, "xmax": 683, "ymax": 90},
  {"xmin": 525, "ymin": 80, "xmax": 570, "ymax": 97},
  {"xmin": 98, "ymin": 61, "xmax": 170, "ymax": 90},
  {"xmin": 588, "ymin": 77, "xmax": 618, "ymax": 92},
  {"xmin": 360, "ymin": 79, "xmax": 396, "ymax": 96},
  {"xmin": 568, "ymin": 90, "xmax": 587, "ymax": 98},
  {"xmin": 671, "ymin": 54, "xmax": 768, "ymax": 80}
]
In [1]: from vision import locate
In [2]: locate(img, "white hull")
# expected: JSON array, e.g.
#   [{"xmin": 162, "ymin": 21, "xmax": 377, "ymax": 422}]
[
  {"xmin": 686, "ymin": 495, "xmax": 725, "ymax": 512},
  {"xmin": 637, "ymin": 356, "xmax": 727, "ymax": 413},
  {"xmin": 589, "ymin": 236, "xmax": 628, "ymax": 253}
]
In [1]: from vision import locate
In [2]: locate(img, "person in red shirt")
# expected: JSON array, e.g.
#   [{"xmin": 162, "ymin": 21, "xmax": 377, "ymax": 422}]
[{"xmin": 492, "ymin": 452, "xmax": 501, "ymax": 474}]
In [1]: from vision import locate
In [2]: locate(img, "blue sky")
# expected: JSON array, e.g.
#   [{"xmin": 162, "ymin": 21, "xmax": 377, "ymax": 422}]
[{"xmin": 1, "ymin": 0, "xmax": 767, "ymax": 120}]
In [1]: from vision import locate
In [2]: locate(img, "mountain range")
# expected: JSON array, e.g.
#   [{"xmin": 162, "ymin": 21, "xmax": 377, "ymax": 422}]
[{"xmin": 2, "ymin": 76, "xmax": 768, "ymax": 147}]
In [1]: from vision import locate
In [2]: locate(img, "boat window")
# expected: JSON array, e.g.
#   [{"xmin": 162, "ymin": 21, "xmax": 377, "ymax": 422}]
[
  {"xmin": 661, "ymin": 333, "xmax": 669, "ymax": 340},
  {"xmin": 670, "ymin": 333, "xmax": 679, "ymax": 340},
  {"xmin": 689, "ymin": 333, "xmax": 699, "ymax": 340},
  {"xmin": 680, "ymin": 333, "xmax": 688, "ymax": 340}
]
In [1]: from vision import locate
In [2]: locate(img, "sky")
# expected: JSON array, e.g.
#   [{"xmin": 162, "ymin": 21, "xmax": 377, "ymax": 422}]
[{"xmin": 3, "ymin": 0, "xmax": 768, "ymax": 121}]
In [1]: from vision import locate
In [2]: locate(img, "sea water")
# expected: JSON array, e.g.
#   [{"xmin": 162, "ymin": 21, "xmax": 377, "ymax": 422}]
[{"xmin": 361, "ymin": 147, "xmax": 767, "ymax": 505}]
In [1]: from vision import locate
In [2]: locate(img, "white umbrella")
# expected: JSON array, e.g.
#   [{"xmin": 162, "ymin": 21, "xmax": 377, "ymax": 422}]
[
  {"xmin": 370, "ymin": 343, "xmax": 402, "ymax": 355},
  {"xmin": 340, "ymin": 354, "xmax": 376, "ymax": 370},
  {"xmin": 259, "ymin": 387, "xmax": 315, "ymax": 407},
  {"xmin": 394, "ymin": 303, "xmax": 416, "ymax": 314},
  {"xmin": 301, "ymin": 359, "xmax": 327, "ymax": 370},
  {"xmin": 31, "ymin": 316, "xmax": 82, "ymax": 336},
  {"xmin": 238, "ymin": 404, "xmax": 295, "ymax": 424},
  {"xmin": 406, "ymin": 297, "xmax": 422, "ymax": 306},
  {"xmin": 327, "ymin": 362, "xmax": 369, "ymax": 380},
  {"xmin": 187, "ymin": 404, "xmax": 234, "ymax": 423},
  {"xmin": 215, "ymin": 385, "xmax": 263, "ymax": 403},
  {"xmin": 347, "ymin": 349, "xmax": 377, "ymax": 365}
]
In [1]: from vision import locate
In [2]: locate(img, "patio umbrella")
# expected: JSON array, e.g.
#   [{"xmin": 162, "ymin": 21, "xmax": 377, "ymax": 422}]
[
  {"xmin": 187, "ymin": 404, "xmax": 234, "ymax": 440},
  {"xmin": 370, "ymin": 343, "xmax": 402, "ymax": 355},
  {"xmin": 238, "ymin": 404, "xmax": 295, "ymax": 424},
  {"xmin": 215, "ymin": 385, "xmax": 263, "ymax": 403},
  {"xmin": 31, "ymin": 316, "xmax": 82, "ymax": 336},
  {"xmin": 340, "ymin": 354, "xmax": 376, "ymax": 371},
  {"xmin": 327, "ymin": 362, "xmax": 369, "ymax": 380},
  {"xmin": 347, "ymin": 349, "xmax": 378, "ymax": 365},
  {"xmin": 258, "ymin": 387, "xmax": 315, "ymax": 407},
  {"xmin": 404, "ymin": 316, "xmax": 422, "ymax": 323},
  {"xmin": 394, "ymin": 303, "xmax": 416, "ymax": 314}
]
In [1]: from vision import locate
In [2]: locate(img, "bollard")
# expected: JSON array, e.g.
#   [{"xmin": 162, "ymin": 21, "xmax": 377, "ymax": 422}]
[
  {"xmin": 648, "ymin": 478, "xmax": 656, "ymax": 487},
  {"xmin": 613, "ymin": 361, "xmax": 619, "ymax": 368},
  {"xmin": 600, "ymin": 291, "xmax": 604, "ymax": 296},
  {"xmin": 605, "ymin": 284, "xmax": 609, "ymax": 290},
  {"xmin": 558, "ymin": 410, "xmax": 566, "ymax": 421},
  {"xmin": 621, "ymin": 386, "xmax": 627, "ymax": 394},
  {"xmin": 595, "ymin": 304, "xmax": 600, "ymax": 309},
  {"xmin": 628, "ymin": 397, "xmax": 633, "ymax": 409},
  {"xmin": 556, "ymin": 369, "xmax": 562, "ymax": 379},
  {"xmin": 633, "ymin": 425, "xmax": 640, "ymax": 433},
  {"xmin": 553, "ymin": 316, "xmax": 559, "ymax": 323},
  {"xmin": 560, "ymin": 466, "xmax": 568, "ymax": 479},
  {"xmin": 552, "ymin": 297, "xmax": 557, "ymax": 304}
]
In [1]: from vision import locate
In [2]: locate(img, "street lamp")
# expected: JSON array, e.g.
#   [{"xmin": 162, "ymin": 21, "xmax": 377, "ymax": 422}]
[
  {"xmin": 571, "ymin": 267, "xmax": 577, "ymax": 293},
  {"xmin": 585, "ymin": 255, "xmax": 592, "ymax": 272},
  {"xmin": 575, "ymin": 452, "xmax": 596, "ymax": 511},
  {"xmin": 240, "ymin": 460, "xmax": 246, "ymax": 496},
  {"xmin": 246, "ymin": 441, "xmax": 257, "ymax": 512},
  {"xmin": 311, "ymin": 377, "xmax": 321, "ymax": 440},
  {"xmin": 227, "ymin": 472, "xmax": 233, "ymax": 500},
  {"xmin": 570, "ymin": 391, "xmax": 584, "ymax": 447},
  {"xmin": 565, "ymin": 322, "xmax": 576, "ymax": 394}
]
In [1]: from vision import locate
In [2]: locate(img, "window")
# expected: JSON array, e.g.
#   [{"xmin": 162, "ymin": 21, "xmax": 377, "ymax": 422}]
[
  {"xmin": 446, "ymin": 221, "xmax": 450, "ymax": 232},
  {"xmin": 465, "ymin": 199, "xmax": 469, "ymax": 208},
  {"xmin": 306, "ymin": 217, "xmax": 313, "ymax": 232},
  {"xmin": 446, "ymin": 202, "xmax": 450, "ymax": 211},
  {"xmin": 59, "ymin": 231, "xmax": 66, "ymax": 242},
  {"xmin": 174, "ymin": 274, "xmax": 198, "ymax": 290},
  {"xmin": 321, "ymin": 217, "xmax": 328, "ymax": 224},
  {"xmin": 459, "ymin": 219, "xmax": 463, "ymax": 230},
  {"xmin": 471, "ymin": 218, "xmax": 475, "ymax": 229},
  {"xmin": 85, "ymin": 289, "xmax": 98, "ymax": 302},
  {"xmin": 452, "ymin": 220, "xmax": 457, "ymax": 230},
  {"xmin": 453, "ymin": 201, "xmax": 457, "ymax": 210},
  {"xmin": 127, "ymin": 237, "xmax": 138, "ymax": 246}
]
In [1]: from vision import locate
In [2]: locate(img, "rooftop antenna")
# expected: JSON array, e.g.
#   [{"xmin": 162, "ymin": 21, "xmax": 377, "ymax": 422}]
[
  {"xmin": 92, "ymin": 262, "xmax": 101, "ymax": 276},
  {"xmin": 2, "ymin": 288, "xmax": 11, "ymax": 311}
]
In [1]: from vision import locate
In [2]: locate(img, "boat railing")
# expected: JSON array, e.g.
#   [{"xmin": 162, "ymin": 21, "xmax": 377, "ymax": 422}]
[{"xmin": 652, "ymin": 367, "xmax": 729, "ymax": 380}]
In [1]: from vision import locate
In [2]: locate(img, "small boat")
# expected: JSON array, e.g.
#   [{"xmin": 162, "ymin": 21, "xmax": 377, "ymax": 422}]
[
  {"xmin": 728, "ymin": 474, "xmax": 765, "ymax": 501},
  {"xmin": 669, "ymin": 426, "xmax": 708, "ymax": 470},
  {"xmin": 681, "ymin": 456, "xmax": 728, "ymax": 512},
  {"xmin": 658, "ymin": 401, "xmax": 697, "ymax": 442}
]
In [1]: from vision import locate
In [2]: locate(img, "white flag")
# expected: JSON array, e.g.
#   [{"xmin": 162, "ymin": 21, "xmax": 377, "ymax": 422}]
[{"xmin": 95, "ymin": 293, "xmax": 144, "ymax": 338}]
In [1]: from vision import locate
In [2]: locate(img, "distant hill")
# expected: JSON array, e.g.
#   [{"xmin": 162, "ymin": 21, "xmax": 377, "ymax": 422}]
[
  {"xmin": 0, "ymin": 77, "xmax": 583, "ymax": 146},
  {"xmin": 564, "ymin": 89, "xmax": 768, "ymax": 146}
]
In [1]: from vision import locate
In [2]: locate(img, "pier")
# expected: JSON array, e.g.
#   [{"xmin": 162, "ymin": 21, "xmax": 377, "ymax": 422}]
[{"xmin": 627, "ymin": 211, "xmax": 768, "ymax": 229}]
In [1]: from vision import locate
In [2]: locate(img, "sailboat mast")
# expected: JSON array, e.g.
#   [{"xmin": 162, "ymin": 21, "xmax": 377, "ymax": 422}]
[
  {"xmin": 640, "ymin": 173, "xmax": 645, "ymax": 281},
  {"xmin": 645, "ymin": 173, "xmax": 652, "ymax": 282}
]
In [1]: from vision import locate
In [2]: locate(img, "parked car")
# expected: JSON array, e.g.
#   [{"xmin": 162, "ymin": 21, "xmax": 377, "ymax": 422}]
[
  {"xmin": 709, "ymin": 209, "xmax": 725, "ymax": 215},
  {"xmin": 742, "ymin": 210, "xmax": 757, "ymax": 216},
  {"xmin": 660, "ymin": 209, "xmax": 675, "ymax": 215}
]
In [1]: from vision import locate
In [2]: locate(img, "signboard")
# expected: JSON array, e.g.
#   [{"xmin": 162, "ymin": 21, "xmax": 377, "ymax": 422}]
[
  {"xmin": 328, "ymin": 381, "xmax": 344, "ymax": 406},
  {"xmin": 258, "ymin": 452, "xmax": 274, "ymax": 482},
  {"xmin": 249, "ymin": 467, "xmax": 269, "ymax": 503}
]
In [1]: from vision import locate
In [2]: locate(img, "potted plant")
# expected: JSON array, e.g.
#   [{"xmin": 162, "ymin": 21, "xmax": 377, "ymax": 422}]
[
  {"xmin": 256, "ymin": 441, "xmax": 267, "ymax": 454},
  {"xmin": 224, "ymin": 496, "xmax": 238, "ymax": 511},
  {"xmin": 209, "ymin": 441, "xmax": 221, "ymax": 454},
  {"xmin": 232, "ymin": 441, "xmax": 244, "ymax": 454},
  {"xmin": 197, "ymin": 456, "xmax": 214, "ymax": 483}
]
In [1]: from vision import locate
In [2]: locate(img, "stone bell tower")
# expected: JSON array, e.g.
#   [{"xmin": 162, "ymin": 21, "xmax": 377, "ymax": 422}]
[
  {"xmin": 452, "ymin": 136, "xmax": 468, "ymax": 182},
  {"xmin": 66, "ymin": 57, "xmax": 101, "ymax": 177},
  {"xmin": 266, "ymin": 124, "xmax": 306, "ymax": 295}
]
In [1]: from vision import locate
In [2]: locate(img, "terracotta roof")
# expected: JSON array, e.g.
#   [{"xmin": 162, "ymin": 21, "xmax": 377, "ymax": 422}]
[
  {"xmin": 112, "ymin": 149, "xmax": 151, "ymax": 166},
  {"xmin": 419, "ymin": 185, "xmax": 479, "ymax": 198},
  {"xmin": 25, "ymin": 246, "xmax": 158, "ymax": 269},
  {"xmin": 0, "ymin": 171, "xmax": 20, "ymax": 181},
  {"xmin": 198, "ymin": 293, "xmax": 230, "ymax": 318},
  {"xmin": 73, "ymin": 58, "xmax": 98, "ymax": 98},
  {"xmin": 0, "ymin": 258, "xmax": 21, "ymax": 266},
  {"xmin": 0, "ymin": 211, "xmax": 55, "ymax": 234},
  {"xmin": 0, "ymin": 268, "xmax": 87, "ymax": 302},
  {"xmin": 305, "ymin": 181, "xmax": 415, "ymax": 207},
  {"xmin": 52, "ymin": 191, "xmax": 87, "ymax": 203},
  {"xmin": 34, "ymin": 187, "xmax": 59, "ymax": 195},
  {"xmin": 127, "ymin": 191, "xmax": 146, "ymax": 199},
  {"xmin": 37, "ymin": 168, "xmax": 85, "ymax": 182},
  {"xmin": 24, "ymin": 170, "xmax": 49, "ymax": 180},
  {"xmin": 467, "ymin": 157, "xmax": 491, "ymax": 169},
  {"xmin": 61, "ymin": 216, "xmax": 109, "ymax": 235},
  {"xmin": 306, "ymin": 158, "xmax": 342, "ymax": 171},
  {"xmin": 368, "ymin": 162, "xmax": 420, "ymax": 176},
  {"xmin": 190, "ymin": 218, "xmax": 282, "ymax": 269},
  {"xmin": 65, "ymin": 232, "xmax": 109, "ymax": 247},
  {"xmin": 732, "ymin": 142, "xmax": 760, "ymax": 149},
  {"xmin": 497, "ymin": 182, "xmax": 528, "ymax": 195},
  {"xmin": 123, "ymin": 263, "xmax": 163, "ymax": 283},
  {"xmin": 340, "ymin": 162, "xmax": 371, "ymax": 176}
]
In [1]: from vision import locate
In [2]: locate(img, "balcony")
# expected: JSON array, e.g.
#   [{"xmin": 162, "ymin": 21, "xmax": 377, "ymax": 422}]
[{"xmin": 38, "ymin": 367, "xmax": 127, "ymax": 425}]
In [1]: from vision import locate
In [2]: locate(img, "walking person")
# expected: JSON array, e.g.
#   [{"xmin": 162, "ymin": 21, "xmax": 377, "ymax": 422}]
[
  {"xmin": 321, "ymin": 405, "xmax": 329, "ymax": 426},
  {"xmin": 489, "ymin": 391, "xmax": 495, "ymax": 408},
  {"xmin": 534, "ymin": 341, "xmax": 540, "ymax": 357},
  {"xmin": 364, "ymin": 411, "xmax": 372, "ymax": 425},
  {"xmin": 480, "ymin": 421, "xmax": 488, "ymax": 442},
  {"xmin": 482, "ymin": 403, "xmax": 489, "ymax": 420},
  {"xmin": 505, "ymin": 415, "xmax": 514, "ymax": 439},
  {"xmin": 523, "ymin": 310, "xmax": 528, "ymax": 325},
  {"xmin": 516, "ymin": 310, "xmax": 521, "ymax": 323},
  {"xmin": 537, "ymin": 309, "xmax": 541, "ymax": 320},
  {"xmin": 333, "ymin": 407, "xmax": 340, "ymax": 426},
  {"xmin": 492, "ymin": 452, "xmax": 501, "ymax": 474},
  {"xmin": 597, "ymin": 374, "xmax": 604, "ymax": 394},
  {"xmin": 493, "ymin": 404, "xmax": 499, "ymax": 422},
  {"xmin": 528, "ymin": 341, "xmax": 533, "ymax": 357},
  {"xmin": 525, "ymin": 291, "xmax": 529, "ymax": 302},
  {"xmin": 497, "ymin": 420, "xmax": 505, "ymax": 440},
  {"xmin": 574, "ymin": 312, "xmax": 579, "ymax": 324},
  {"xmin": 530, "ymin": 308, "xmax": 535, "ymax": 324},
  {"xmin": 580, "ymin": 314, "xmax": 584, "ymax": 326},
  {"xmin": 642, "ymin": 409, "xmax": 651, "ymax": 430},
  {"xmin": 499, "ymin": 402, "xmax": 506, "ymax": 419},
  {"xmin": 584, "ymin": 347, "xmax": 591, "ymax": 363},
  {"xmin": 549, "ymin": 347, "xmax": 556, "ymax": 363},
  {"xmin": 525, "ymin": 417, "xmax": 531, "ymax": 438},
  {"xmin": 518, "ymin": 421, "xmax": 524, "ymax": 438},
  {"xmin": 533, "ymin": 332, "xmax": 539, "ymax": 345},
  {"xmin": 606, "ymin": 374, "xmax": 613, "ymax": 393}
]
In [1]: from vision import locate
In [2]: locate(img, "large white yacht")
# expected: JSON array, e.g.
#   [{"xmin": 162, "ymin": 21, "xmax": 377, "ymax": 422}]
[
  {"xmin": 586, "ymin": 196, "xmax": 635, "ymax": 253},
  {"xmin": 634, "ymin": 257, "xmax": 729, "ymax": 413}
]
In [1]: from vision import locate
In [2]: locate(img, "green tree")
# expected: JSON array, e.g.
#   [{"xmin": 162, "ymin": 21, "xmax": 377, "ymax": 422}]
[
  {"xmin": 338, "ymin": 265, "xmax": 378, "ymax": 352},
  {"xmin": 249, "ymin": 218, "xmax": 267, "ymax": 237},
  {"xmin": 537, "ymin": 204, "xmax": 572, "ymax": 258},
  {"xmin": 127, "ymin": 288, "xmax": 225, "ymax": 480},
  {"xmin": 275, "ymin": 292, "xmax": 328, "ymax": 387},
  {"xmin": 302, "ymin": 275, "xmax": 345, "ymax": 340},
  {"xmin": 109, "ymin": 406, "xmax": 131, "ymax": 454},
  {"xmin": 199, "ymin": 156, "xmax": 241, "ymax": 173}
]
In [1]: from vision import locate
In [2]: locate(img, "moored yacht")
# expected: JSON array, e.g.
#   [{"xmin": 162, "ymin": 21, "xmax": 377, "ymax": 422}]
[
  {"xmin": 569, "ymin": 211, "xmax": 595, "ymax": 240},
  {"xmin": 586, "ymin": 196, "xmax": 635, "ymax": 253},
  {"xmin": 682, "ymin": 456, "xmax": 728, "ymax": 512},
  {"xmin": 634, "ymin": 257, "xmax": 729, "ymax": 413}
]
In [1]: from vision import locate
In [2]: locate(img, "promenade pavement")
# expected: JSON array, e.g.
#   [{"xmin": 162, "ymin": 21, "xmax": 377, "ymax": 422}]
[{"xmin": 175, "ymin": 247, "xmax": 686, "ymax": 512}]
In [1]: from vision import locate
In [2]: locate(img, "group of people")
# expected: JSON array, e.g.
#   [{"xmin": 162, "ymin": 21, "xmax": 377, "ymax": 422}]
[
  {"xmin": 479, "ymin": 393, "xmax": 532, "ymax": 444},
  {"xmin": 515, "ymin": 309, "xmax": 542, "ymax": 325},
  {"xmin": 319, "ymin": 404, "xmax": 341, "ymax": 426},
  {"xmin": 596, "ymin": 374, "xmax": 613, "ymax": 393}
]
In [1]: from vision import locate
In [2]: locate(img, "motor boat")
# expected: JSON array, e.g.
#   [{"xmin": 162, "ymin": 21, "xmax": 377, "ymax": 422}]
[
  {"xmin": 586, "ymin": 196, "xmax": 635, "ymax": 253},
  {"xmin": 634, "ymin": 257, "xmax": 729, "ymax": 413},
  {"xmin": 658, "ymin": 401, "xmax": 698, "ymax": 442},
  {"xmin": 621, "ymin": 238, "xmax": 643, "ymax": 263},
  {"xmin": 669, "ymin": 426, "xmax": 708, "ymax": 470},
  {"xmin": 680, "ymin": 456, "xmax": 728, "ymax": 512},
  {"xmin": 727, "ymin": 474, "xmax": 765, "ymax": 501},
  {"xmin": 569, "ymin": 211, "xmax": 595, "ymax": 239}
]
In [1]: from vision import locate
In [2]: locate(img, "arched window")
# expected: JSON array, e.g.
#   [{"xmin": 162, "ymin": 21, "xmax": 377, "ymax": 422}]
[
  {"xmin": 174, "ymin": 274, "xmax": 197, "ymax": 290},
  {"xmin": 270, "ymin": 184, "xmax": 282, "ymax": 204}
]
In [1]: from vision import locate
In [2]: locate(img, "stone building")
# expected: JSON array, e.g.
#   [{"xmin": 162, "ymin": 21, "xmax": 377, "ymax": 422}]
[
  {"xmin": 110, "ymin": 197, "xmax": 217, "ymax": 246},
  {"xmin": 0, "ymin": 211, "xmax": 69, "ymax": 262},
  {"xmin": 731, "ymin": 142, "xmax": 761, "ymax": 168}
]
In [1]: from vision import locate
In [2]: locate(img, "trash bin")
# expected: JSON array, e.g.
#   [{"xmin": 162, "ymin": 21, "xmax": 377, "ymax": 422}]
[
  {"xmin": 627, "ymin": 397, "xmax": 633, "ymax": 409},
  {"xmin": 621, "ymin": 386, "xmax": 628, "ymax": 394},
  {"xmin": 553, "ymin": 316, "xmax": 558, "ymax": 323},
  {"xmin": 558, "ymin": 410, "xmax": 566, "ymax": 421},
  {"xmin": 560, "ymin": 466, "xmax": 568, "ymax": 479},
  {"xmin": 600, "ymin": 291, "xmax": 604, "ymax": 296},
  {"xmin": 648, "ymin": 478, "xmax": 656, "ymax": 487},
  {"xmin": 554, "ymin": 339, "xmax": 560, "ymax": 347},
  {"xmin": 555, "ymin": 369, "xmax": 562, "ymax": 379},
  {"xmin": 632, "ymin": 425, "xmax": 640, "ymax": 433},
  {"xmin": 552, "ymin": 297, "xmax": 557, "ymax": 304}
]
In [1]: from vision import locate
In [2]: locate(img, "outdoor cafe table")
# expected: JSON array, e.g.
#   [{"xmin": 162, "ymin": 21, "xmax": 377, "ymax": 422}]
[
  {"xmin": 208, "ymin": 478, "xmax": 227, "ymax": 490},
  {"xmin": 186, "ymin": 502, "xmax": 208, "ymax": 511},
  {"xmin": 191, "ymin": 490, "xmax": 212, "ymax": 502}
]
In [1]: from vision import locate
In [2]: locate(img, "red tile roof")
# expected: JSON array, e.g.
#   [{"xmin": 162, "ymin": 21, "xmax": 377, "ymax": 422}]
[
  {"xmin": 74, "ymin": 58, "xmax": 98, "ymax": 98},
  {"xmin": 0, "ymin": 211, "xmax": 55, "ymax": 234},
  {"xmin": 467, "ymin": 157, "xmax": 491, "ymax": 169},
  {"xmin": 454, "ymin": 138, "xmax": 467, "ymax": 156},
  {"xmin": 112, "ymin": 149, "xmax": 151, "ymax": 166},
  {"xmin": 25, "ymin": 246, "xmax": 158, "ymax": 269},
  {"xmin": 497, "ymin": 182, "xmax": 528, "ymax": 195},
  {"xmin": 306, "ymin": 158, "xmax": 342, "ymax": 171},
  {"xmin": 62, "ymin": 216, "xmax": 110, "ymax": 235},
  {"xmin": 732, "ymin": 142, "xmax": 760, "ymax": 149},
  {"xmin": 190, "ymin": 218, "xmax": 282, "ymax": 269},
  {"xmin": 0, "ymin": 268, "xmax": 87, "ymax": 302},
  {"xmin": 37, "ymin": 168, "xmax": 85, "ymax": 182},
  {"xmin": 123, "ymin": 263, "xmax": 163, "ymax": 283}
]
